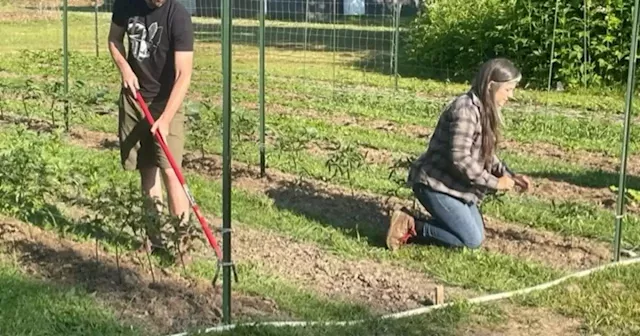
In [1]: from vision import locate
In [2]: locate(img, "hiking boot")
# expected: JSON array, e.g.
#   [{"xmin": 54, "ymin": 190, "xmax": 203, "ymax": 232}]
[{"xmin": 386, "ymin": 207, "xmax": 417, "ymax": 251}]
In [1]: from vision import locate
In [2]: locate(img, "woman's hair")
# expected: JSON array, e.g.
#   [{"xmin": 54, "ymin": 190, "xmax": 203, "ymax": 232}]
[{"xmin": 470, "ymin": 58, "xmax": 521, "ymax": 168}]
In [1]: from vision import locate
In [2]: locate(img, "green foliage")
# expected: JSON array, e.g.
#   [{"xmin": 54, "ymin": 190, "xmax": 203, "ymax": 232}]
[
  {"xmin": 273, "ymin": 125, "xmax": 320, "ymax": 179},
  {"xmin": 404, "ymin": 0, "xmax": 636, "ymax": 88},
  {"xmin": 325, "ymin": 140, "xmax": 368, "ymax": 195},
  {"xmin": 0, "ymin": 128, "xmax": 61, "ymax": 222},
  {"xmin": 186, "ymin": 100, "xmax": 221, "ymax": 158}
]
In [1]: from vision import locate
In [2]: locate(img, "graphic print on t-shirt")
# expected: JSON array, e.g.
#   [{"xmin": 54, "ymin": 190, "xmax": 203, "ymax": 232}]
[{"xmin": 127, "ymin": 17, "xmax": 164, "ymax": 62}]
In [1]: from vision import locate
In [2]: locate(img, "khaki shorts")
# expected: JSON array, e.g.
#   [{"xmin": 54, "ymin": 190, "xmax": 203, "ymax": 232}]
[{"xmin": 118, "ymin": 91, "xmax": 186, "ymax": 171}]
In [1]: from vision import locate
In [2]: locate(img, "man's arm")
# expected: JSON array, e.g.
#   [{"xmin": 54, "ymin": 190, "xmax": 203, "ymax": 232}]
[
  {"xmin": 157, "ymin": 5, "xmax": 194, "ymax": 124},
  {"xmin": 160, "ymin": 51, "xmax": 193, "ymax": 122},
  {"xmin": 107, "ymin": 22, "xmax": 138, "ymax": 95}
]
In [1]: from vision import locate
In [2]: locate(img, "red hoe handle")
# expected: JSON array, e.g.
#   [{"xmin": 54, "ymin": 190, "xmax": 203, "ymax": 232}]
[{"xmin": 134, "ymin": 92, "xmax": 223, "ymax": 263}]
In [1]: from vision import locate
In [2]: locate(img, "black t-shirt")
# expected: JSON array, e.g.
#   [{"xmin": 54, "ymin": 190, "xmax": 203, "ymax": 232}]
[{"xmin": 111, "ymin": 0, "xmax": 193, "ymax": 102}]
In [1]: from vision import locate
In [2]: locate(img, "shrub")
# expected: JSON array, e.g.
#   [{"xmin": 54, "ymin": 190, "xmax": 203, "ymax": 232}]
[{"xmin": 404, "ymin": 0, "xmax": 636, "ymax": 89}]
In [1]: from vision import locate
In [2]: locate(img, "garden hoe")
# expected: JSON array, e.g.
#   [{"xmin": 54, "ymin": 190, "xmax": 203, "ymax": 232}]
[{"xmin": 135, "ymin": 92, "xmax": 238, "ymax": 287}]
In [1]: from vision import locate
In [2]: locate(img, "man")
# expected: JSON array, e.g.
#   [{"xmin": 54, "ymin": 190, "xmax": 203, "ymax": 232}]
[{"xmin": 108, "ymin": 0, "xmax": 194, "ymax": 252}]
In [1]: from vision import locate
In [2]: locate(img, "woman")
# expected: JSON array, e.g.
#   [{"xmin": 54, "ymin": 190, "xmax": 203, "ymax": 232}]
[{"xmin": 386, "ymin": 58, "xmax": 531, "ymax": 251}]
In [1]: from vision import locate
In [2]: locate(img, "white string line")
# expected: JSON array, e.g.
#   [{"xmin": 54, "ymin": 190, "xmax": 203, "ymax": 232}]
[{"xmin": 166, "ymin": 256, "xmax": 640, "ymax": 336}]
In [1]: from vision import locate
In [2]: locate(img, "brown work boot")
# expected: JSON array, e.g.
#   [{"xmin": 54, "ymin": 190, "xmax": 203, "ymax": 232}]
[{"xmin": 386, "ymin": 207, "xmax": 417, "ymax": 251}]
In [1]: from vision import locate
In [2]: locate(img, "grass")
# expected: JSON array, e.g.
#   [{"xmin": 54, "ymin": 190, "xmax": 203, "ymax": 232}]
[
  {"xmin": 3, "ymin": 87, "xmax": 636, "ymax": 248},
  {"xmin": 208, "ymin": 302, "xmax": 504, "ymax": 336},
  {"xmin": 515, "ymin": 262, "xmax": 640, "ymax": 336},
  {"xmin": 0, "ymin": 260, "xmax": 142, "ymax": 336}
]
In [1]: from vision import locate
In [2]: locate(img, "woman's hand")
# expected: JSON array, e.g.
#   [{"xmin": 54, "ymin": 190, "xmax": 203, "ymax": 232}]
[
  {"xmin": 497, "ymin": 175, "xmax": 515, "ymax": 190},
  {"xmin": 512, "ymin": 174, "xmax": 532, "ymax": 192}
]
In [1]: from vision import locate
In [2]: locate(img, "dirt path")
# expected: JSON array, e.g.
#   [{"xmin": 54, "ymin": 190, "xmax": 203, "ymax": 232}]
[
  {"xmin": 67, "ymin": 134, "xmax": 477, "ymax": 313},
  {"xmin": 0, "ymin": 217, "xmax": 283, "ymax": 336},
  {"xmin": 1, "ymin": 219, "xmax": 585, "ymax": 336},
  {"xmin": 228, "ymin": 223, "xmax": 472, "ymax": 313}
]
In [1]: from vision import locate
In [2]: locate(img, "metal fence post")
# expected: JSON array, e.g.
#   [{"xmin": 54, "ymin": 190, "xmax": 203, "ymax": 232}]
[
  {"xmin": 613, "ymin": 0, "xmax": 640, "ymax": 261},
  {"xmin": 63, "ymin": 0, "xmax": 70, "ymax": 132},
  {"xmin": 95, "ymin": 0, "xmax": 100, "ymax": 57},
  {"xmin": 259, "ymin": 0, "xmax": 266, "ymax": 177},
  {"xmin": 221, "ymin": 0, "xmax": 233, "ymax": 324}
]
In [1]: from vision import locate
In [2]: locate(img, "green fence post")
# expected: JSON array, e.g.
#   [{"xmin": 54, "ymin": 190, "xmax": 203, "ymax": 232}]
[
  {"xmin": 259, "ymin": 0, "xmax": 266, "ymax": 177},
  {"xmin": 63, "ymin": 0, "xmax": 70, "ymax": 132},
  {"xmin": 332, "ymin": 0, "xmax": 336, "ymax": 99},
  {"xmin": 221, "ymin": 0, "xmax": 233, "ymax": 324},
  {"xmin": 613, "ymin": 0, "xmax": 640, "ymax": 261},
  {"xmin": 95, "ymin": 0, "xmax": 99, "ymax": 57},
  {"xmin": 547, "ymin": 0, "xmax": 560, "ymax": 92},
  {"xmin": 393, "ymin": 3, "xmax": 401, "ymax": 91}
]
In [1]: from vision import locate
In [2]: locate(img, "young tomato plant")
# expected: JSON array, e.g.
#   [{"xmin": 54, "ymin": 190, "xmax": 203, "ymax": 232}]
[
  {"xmin": 22, "ymin": 79, "xmax": 43, "ymax": 126},
  {"xmin": 325, "ymin": 140, "xmax": 368, "ymax": 240},
  {"xmin": 163, "ymin": 213, "xmax": 203, "ymax": 273},
  {"xmin": 386, "ymin": 155, "xmax": 416, "ymax": 211},
  {"xmin": 186, "ymin": 100, "xmax": 221, "ymax": 159},
  {"xmin": 274, "ymin": 125, "xmax": 319, "ymax": 182},
  {"xmin": 0, "ymin": 129, "xmax": 58, "ymax": 223},
  {"xmin": 44, "ymin": 80, "xmax": 65, "ymax": 127},
  {"xmin": 325, "ymin": 140, "xmax": 368, "ymax": 198}
]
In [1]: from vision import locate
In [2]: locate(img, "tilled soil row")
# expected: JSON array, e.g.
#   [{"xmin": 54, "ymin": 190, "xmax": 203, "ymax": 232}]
[
  {"xmin": 264, "ymin": 106, "xmax": 636, "ymax": 214},
  {"xmin": 268, "ymin": 101, "xmax": 640, "ymax": 176}
]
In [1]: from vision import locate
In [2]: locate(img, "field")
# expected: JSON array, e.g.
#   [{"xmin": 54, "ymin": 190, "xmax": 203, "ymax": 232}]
[{"xmin": 2, "ymin": 1, "xmax": 640, "ymax": 336}]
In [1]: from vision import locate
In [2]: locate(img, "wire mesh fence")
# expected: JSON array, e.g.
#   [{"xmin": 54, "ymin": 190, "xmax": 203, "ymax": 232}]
[{"xmin": 3, "ymin": 0, "xmax": 640, "ymax": 329}]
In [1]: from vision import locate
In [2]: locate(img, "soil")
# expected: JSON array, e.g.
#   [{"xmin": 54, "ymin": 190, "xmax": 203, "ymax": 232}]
[
  {"xmin": 294, "ymin": 117, "xmax": 638, "ymax": 214},
  {"xmin": 63, "ymin": 130, "xmax": 476, "ymax": 313},
  {"xmin": 228, "ymin": 223, "xmax": 473, "ymax": 313},
  {"xmin": 0, "ymin": 217, "xmax": 283, "ymax": 336}
]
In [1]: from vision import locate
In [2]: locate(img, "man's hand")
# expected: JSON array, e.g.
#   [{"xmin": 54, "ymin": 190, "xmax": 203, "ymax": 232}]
[
  {"xmin": 512, "ymin": 174, "xmax": 532, "ymax": 192},
  {"xmin": 121, "ymin": 67, "xmax": 140, "ymax": 97},
  {"xmin": 150, "ymin": 115, "xmax": 170, "ymax": 140}
]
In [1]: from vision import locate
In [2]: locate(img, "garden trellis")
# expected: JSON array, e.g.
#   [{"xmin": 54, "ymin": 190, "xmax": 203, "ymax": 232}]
[{"xmin": 53, "ymin": 0, "xmax": 640, "ymax": 326}]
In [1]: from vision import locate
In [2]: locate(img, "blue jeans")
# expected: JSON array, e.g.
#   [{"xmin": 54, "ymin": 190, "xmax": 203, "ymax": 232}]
[{"xmin": 412, "ymin": 183, "xmax": 484, "ymax": 249}]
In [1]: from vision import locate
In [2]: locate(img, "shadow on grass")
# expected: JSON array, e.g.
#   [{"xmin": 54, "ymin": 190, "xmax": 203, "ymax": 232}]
[
  {"xmin": 264, "ymin": 179, "xmax": 396, "ymax": 248},
  {"xmin": 526, "ymin": 169, "xmax": 640, "ymax": 191}
]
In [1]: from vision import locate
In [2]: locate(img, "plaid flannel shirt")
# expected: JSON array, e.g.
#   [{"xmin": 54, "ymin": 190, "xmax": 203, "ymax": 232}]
[{"xmin": 407, "ymin": 91, "xmax": 507, "ymax": 204}]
